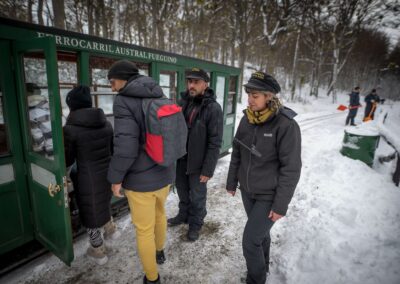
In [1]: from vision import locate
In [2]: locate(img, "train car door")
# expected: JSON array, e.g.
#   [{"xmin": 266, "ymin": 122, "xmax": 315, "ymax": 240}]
[
  {"xmin": 13, "ymin": 37, "xmax": 73, "ymax": 265},
  {"xmin": 213, "ymin": 72, "xmax": 236, "ymax": 153},
  {"xmin": 0, "ymin": 41, "xmax": 34, "ymax": 255}
]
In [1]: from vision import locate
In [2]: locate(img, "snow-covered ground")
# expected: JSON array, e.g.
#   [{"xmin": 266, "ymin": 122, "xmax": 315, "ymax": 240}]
[{"xmin": 1, "ymin": 92, "xmax": 400, "ymax": 284}]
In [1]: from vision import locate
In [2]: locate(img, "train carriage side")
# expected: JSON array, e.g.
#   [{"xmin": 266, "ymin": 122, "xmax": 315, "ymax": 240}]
[{"xmin": 0, "ymin": 17, "xmax": 240, "ymax": 266}]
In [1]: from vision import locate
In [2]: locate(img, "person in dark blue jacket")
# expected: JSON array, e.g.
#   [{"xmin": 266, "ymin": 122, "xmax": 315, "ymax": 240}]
[
  {"xmin": 345, "ymin": 86, "xmax": 362, "ymax": 126},
  {"xmin": 364, "ymin": 89, "xmax": 380, "ymax": 120}
]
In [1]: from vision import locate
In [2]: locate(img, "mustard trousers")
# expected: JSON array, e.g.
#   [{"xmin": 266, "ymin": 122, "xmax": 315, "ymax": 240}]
[{"xmin": 125, "ymin": 185, "xmax": 170, "ymax": 281}]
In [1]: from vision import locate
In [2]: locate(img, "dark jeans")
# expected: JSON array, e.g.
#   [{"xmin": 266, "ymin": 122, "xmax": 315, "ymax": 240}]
[
  {"xmin": 175, "ymin": 158, "xmax": 207, "ymax": 230},
  {"xmin": 241, "ymin": 190, "xmax": 275, "ymax": 284},
  {"xmin": 345, "ymin": 108, "xmax": 358, "ymax": 125}
]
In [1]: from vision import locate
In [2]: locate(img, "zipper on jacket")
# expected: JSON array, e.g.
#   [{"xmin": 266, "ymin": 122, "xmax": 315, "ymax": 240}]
[{"xmin": 246, "ymin": 126, "xmax": 258, "ymax": 193}]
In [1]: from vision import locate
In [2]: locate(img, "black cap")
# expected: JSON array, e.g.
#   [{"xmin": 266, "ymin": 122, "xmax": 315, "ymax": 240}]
[
  {"xmin": 186, "ymin": 68, "xmax": 210, "ymax": 82},
  {"xmin": 107, "ymin": 60, "xmax": 139, "ymax": 81},
  {"xmin": 66, "ymin": 85, "xmax": 92, "ymax": 111},
  {"xmin": 243, "ymin": 71, "xmax": 281, "ymax": 94}
]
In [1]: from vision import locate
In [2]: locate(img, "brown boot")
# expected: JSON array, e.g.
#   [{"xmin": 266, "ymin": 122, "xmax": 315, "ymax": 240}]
[
  {"xmin": 103, "ymin": 219, "xmax": 121, "ymax": 240},
  {"xmin": 86, "ymin": 244, "xmax": 108, "ymax": 265}
]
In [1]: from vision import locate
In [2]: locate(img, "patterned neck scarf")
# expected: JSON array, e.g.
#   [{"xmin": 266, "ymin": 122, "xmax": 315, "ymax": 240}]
[{"xmin": 245, "ymin": 96, "xmax": 282, "ymax": 125}]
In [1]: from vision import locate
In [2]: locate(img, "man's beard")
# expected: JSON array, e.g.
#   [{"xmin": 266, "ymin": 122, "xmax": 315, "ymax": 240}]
[{"xmin": 189, "ymin": 89, "xmax": 199, "ymax": 97}]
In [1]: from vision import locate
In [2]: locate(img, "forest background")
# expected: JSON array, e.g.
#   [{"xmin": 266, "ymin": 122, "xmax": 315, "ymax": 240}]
[{"xmin": 1, "ymin": 0, "xmax": 399, "ymax": 101}]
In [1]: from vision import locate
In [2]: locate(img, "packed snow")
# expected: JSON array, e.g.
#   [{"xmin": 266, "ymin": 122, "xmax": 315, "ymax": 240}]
[{"xmin": 1, "ymin": 90, "xmax": 399, "ymax": 284}]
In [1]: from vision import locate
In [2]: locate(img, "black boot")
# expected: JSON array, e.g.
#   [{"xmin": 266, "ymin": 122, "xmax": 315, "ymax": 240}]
[
  {"xmin": 156, "ymin": 250, "xmax": 165, "ymax": 265},
  {"xmin": 187, "ymin": 227, "xmax": 200, "ymax": 241},
  {"xmin": 167, "ymin": 215, "xmax": 187, "ymax": 226},
  {"xmin": 143, "ymin": 274, "xmax": 160, "ymax": 284}
]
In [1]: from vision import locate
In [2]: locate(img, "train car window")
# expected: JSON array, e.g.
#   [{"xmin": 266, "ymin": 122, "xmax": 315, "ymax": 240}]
[
  {"xmin": 0, "ymin": 84, "xmax": 10, "ymax": 156},
  {"xmin": 57, "ymin": 52, "xmax": 78, "ymax": 124},
  {"xmin": 23, "ymin": 53, "xmax": 54, "ymax": 160},
  {"xmin": 215, "ymin": 76, "xmax": 226, "ymax": 109},
  {"xmin": 89, "ymin": 56, "xmax": 149, "ymax": 126},
  {"xmin": 160, "ymin": 70, "xmax": 177, "ymax": 102},
  {"xmin": 227, "ymin": 76, "xmax": 237, "ymax": 114}
]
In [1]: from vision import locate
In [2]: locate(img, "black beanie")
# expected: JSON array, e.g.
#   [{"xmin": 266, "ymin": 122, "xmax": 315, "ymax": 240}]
[
  {"xmin": 66, "ymin": 85, "xmax": 92, "ymax": 111},
  {"xmin": 243, "ymin": 71, "xmax": 281, "ymax": 94},
  {"xmin": 107, "ymin": 60, "xmax": 139, "ymax": 81}
]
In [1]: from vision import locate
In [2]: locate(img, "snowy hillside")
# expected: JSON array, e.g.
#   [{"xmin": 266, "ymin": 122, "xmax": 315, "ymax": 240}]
[{"xmin": 1, "ymin": 92, "xmax": 400, "ymax": 284}]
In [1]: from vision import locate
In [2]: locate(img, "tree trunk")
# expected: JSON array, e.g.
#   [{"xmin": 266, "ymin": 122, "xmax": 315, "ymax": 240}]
[
  {"xmin": 290, "ymin": 27, "xmax": 301, "ymax": 101},
  {"xmin": 87, "ymin": 0, "xmax": 94, "ymax": 35},
  {"xmin": 52, "ymin": 0, "xmax": 66, "ymax": 29},
  {"xmin": 37, "ymin": 0, "xmax": 44, "ymax": 25},
  {"xmin": 112, "ymin": 0, "xmax": 119, "ymax": 41},
  {"xmin": 28, "ymin": 0, "xmax": 33, "ymax": 23}
]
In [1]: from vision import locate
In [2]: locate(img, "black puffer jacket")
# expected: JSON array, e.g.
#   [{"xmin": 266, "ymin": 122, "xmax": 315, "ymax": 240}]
[
  {"xmin": 107, "ymin": 75, "xmax": 175, "ymax": 191},
  {"xmin": 226, "ymin": 107, "xmax": 302, "ymax": 216},
  {"xmin": 63, "ymin": 108, "xmax": 113, "ymax": 228},
  {"xmin": 179, "ymin": 88, "xmax": 223, "ymax": 177}
]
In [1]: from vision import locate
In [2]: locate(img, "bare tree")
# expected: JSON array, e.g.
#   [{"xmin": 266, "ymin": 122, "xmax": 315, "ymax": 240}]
[
  {"xmin": 52, "ymin": 0, "xmax": 66, "ymax": 29},
  {"xmin": 37, "ymin": 0, "xmax": 44, "ymax": 25}
]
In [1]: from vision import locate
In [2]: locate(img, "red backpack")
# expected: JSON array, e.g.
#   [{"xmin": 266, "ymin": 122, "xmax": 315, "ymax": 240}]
[{"xmin": 142, "ymin": 97, "xmax": 188, "ymax": 166}]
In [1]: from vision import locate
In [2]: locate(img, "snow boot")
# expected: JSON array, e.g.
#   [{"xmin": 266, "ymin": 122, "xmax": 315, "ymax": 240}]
[
  {"xmin": 167, "ymin": 215, "xmax": 187, "ymax": 226},
  {"xmin": 104, "ymin": 219, "xmax": 121, "ymax": 240},
  {"xmin": 187, "ymin": 228, "xmax": 200, "ymax": 241},
  {"xmin": 156, "ymin": 250, "xmax": 166, "ymax": 265},
  {"xmin": 86, "ymin": 244, "xmax": 108, "ymax": 265},
  {"xmin": 143, "ymin": 274, "xmax": 161, "ymax": 284}
]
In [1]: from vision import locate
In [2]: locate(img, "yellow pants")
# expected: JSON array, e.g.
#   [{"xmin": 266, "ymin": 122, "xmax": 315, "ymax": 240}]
[{"xmin": 125, "ymin": 185, "xmax": 170, "ymax": 281}]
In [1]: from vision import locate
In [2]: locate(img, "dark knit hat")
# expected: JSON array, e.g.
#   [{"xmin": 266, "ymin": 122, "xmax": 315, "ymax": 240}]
[
  {"xmin": 244, "ymin": 71, "xmax": 281, "ymax": 94},
  {"xmin": 186, "ymin": 68, "xmax": 210, "ymax": 82},
  {"xmin": 66, "ymin": 85, "xmax": 92, "ymax": 111},
  {"xmin": 107, "ymin": 60, "xmax": 139, "ymax": 81}
]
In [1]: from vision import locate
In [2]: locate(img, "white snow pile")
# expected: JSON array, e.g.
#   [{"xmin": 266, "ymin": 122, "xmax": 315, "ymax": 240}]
[{"xmin": 2, "ymin": 93, "xmax": 400, "ymax": 284}]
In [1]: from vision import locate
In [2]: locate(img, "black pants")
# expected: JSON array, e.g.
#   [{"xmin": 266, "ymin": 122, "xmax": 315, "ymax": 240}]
[
  {"xmin": 175, "ymin": 158, "xmax": 207, "ymax": 230},
  {"xmin": 241, "ymin": 190, "xmax": 275, "ymax": 284},
  {"xmin": 345, "ymin": 108, "xmax": 358, "ymax": 125}
]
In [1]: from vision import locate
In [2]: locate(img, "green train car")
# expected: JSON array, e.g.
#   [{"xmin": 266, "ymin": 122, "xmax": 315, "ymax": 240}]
[{"xmin": 0, "ymin": 17, "xmax": 240, "ymax": 266}]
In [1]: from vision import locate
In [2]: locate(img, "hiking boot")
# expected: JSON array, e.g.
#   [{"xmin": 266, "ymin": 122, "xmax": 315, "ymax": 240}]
[
  {"xmin": 187, "ymin": 228, "xmax": 200, "ymax": 241},
  {"xmin": 143, "ymin": 274, "xmax": 161, "ymax": 284},
  {"xmin": 167, "ymin": 215, "xmax": 187, "ymax": 226},
  {"xmin": 156, "ymin": 250, "xmax": 166, "ymax": 265},
  {"xmin": 103, "ymin": 220, "xmax": 121, "ymax": 240},
  {"xmin": 86, "ymin": 244, "xmax": 108, "ymax": 265}
]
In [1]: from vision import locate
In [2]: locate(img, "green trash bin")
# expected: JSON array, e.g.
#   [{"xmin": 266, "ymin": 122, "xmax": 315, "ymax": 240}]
[{"xmin": 340, "ymin": 129, "xmax": 380, "ymax": 166}]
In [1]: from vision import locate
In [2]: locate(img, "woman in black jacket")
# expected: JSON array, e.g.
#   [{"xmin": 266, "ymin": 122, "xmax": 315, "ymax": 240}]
[
  {"xmin": 226, "ymin": 72, "xmax": 301, "ymax": 284},
  {"xmin": 63, "ymin": 85, "xmax": 119, "ymax": 265}
]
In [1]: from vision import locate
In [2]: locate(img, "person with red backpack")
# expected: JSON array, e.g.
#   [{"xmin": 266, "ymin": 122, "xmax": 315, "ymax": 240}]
[
  {"xmin": 107, "ymin": 60, "xmax": 176, "ymax": 284},
  {"xmin": 167, "ymin": 68, "xmax": 223, "ymax": 242}
]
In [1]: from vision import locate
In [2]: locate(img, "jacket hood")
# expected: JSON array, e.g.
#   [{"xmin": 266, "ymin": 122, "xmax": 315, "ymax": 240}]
[
  {"xmin": 118, "ymin": 75, "xmax": 164, "ymax": 99},
  {"xmin": 66, "ymin": 108, "xmax": 107, "ymax": 128},
  {"xmin": 180, "ymin": 87, "xmax": 216, "ymax": 103},
  {"xmin": 280, "ymin": 106, "xmax": 297, "ymax": 119}
]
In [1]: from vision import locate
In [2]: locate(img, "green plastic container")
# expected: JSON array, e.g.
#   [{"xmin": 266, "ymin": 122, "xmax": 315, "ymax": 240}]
[{"xmin": 340, "ymin": 130, "xmax": 380, "ymax": 166}]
